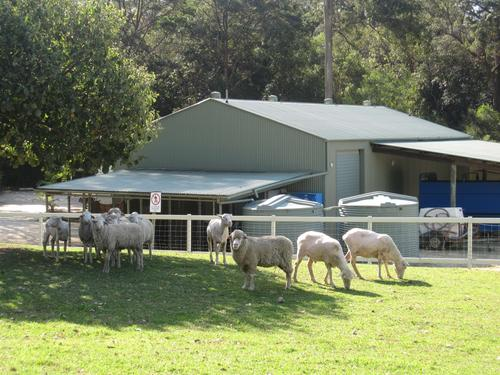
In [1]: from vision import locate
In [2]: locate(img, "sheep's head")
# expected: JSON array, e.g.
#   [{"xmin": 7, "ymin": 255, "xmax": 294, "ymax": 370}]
[
  {"xmin": 230, "ymin": 229, "xmax": 246, "ymax": 251},
  {"xmin": 128, "ymin": 212, "xmax": 140, "ymax": 223},
  {"xmin": 91, "ymin": 215, "xmax": 106, "ymax": 232},
  {"xmin": 395, "ymin": 260, "xmax": 408, "ymax": 279},
  {"xmin": 105, "ymin": 212, "xmax": 120, "ymax": 224},
  {"xmin": 80, "ymin": 210, "xmax": 92, "ymax": 223},
  {"xmin": 219, "ymin": 213, "xmax": 233, "ymax": 228},
  {"xmin": 108, "ymin": 207, "xmax": 122, "ymax": 216},
  {"xmin": 341, "ymin": 268, "xmax": 354, "ymax": 290}
]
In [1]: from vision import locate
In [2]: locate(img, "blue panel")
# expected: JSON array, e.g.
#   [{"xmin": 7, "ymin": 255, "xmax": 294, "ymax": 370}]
[
  {"xmin": 291, "ymin": 192, "xmax": 324, "ymax": 204},
  {"xmin": 419, "ymin": 181, "xmax": 500, "ymax": 216}
]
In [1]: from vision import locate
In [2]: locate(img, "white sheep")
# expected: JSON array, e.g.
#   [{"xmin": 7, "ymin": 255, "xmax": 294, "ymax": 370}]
[
  {"xmin": 229, "ymin": 229, "xmax": 293, "ymax": 290},
  {"xmin": 78, "ymin": 210, "xmax": 94, "ymax": 264},
  {"xmin": 206, "ymin": 213, "xmax": 233, "ymax": 265},
  {"xmin": 103, "ymin": 209, "xmax": 132, "ymax": 265},
  {"xmin": 42, "ymin": 217, "xmax": 69, "ymax": 260},
  {"xmin": 128, "ymin": 212, "xmax": 154, "ymax": 259},
  {"xmin": 90, "ymin": 217, "xmax": 144, "ymax": 273},
  {"xmin": 342, "ymin": 228, "xmax": 408, "ymax": 280},
  {"xmin": 293, "ymin": 231, "xmax": 354, "ymax": 289}
]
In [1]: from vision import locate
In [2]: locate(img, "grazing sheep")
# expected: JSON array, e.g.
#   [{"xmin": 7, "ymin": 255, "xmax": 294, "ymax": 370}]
[
  {"xmin": 342, "ymin": 228, "xmax": 408, "ymax": 280},
  {"xmin": 293, "ymin": 231, "xmax": 354, "ymax": 289},
  {"xmin": 78, "ymin": 210, "xmax": 94, "ymax": 264},
  {"xmin": 128, "ymin": 212, "xmax": 154, "ymax": 259},
  {"xmin": 229, "ymin": 229, "xmax": 293, "ymax": 291},
  {"xmin": 90, "ymin": 217, "xmax": 144, "ymax": 273},
  {"xmin": 42, "ymin": 217, "xmax": 69, "ymax": 260},
  {"xmin": 207, "ymin": 213, "xmax": 233, "ymax": 265}
]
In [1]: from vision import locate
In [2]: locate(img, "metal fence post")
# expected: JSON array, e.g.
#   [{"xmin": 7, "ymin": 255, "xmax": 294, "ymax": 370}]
[
  {"xmin": 187, "ymin": 214, "xmax": 192, "ymax": 252},
  {"xmin": 271, "ymin": 215, "xmax": 276, "ymax": 236},
  {"xmin": 467, "ymin": 216, "xmax": 473, "ymax": 269},
  {"xmin": 367, "ymin": 215, "xmax": 373, "ymax": 231},
  {"xmin": 39, "ymin": 216, "xmax": 44, "ymax": 247}
]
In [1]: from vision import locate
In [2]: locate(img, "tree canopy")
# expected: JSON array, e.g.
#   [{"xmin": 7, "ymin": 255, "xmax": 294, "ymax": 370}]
[
  {"xmin": 0, "ymin": 0, "xmax": 157, "ymax": 181},
  {"xmin": 1, "ymin": 0, "xmax": 499, "ymax": 185}
]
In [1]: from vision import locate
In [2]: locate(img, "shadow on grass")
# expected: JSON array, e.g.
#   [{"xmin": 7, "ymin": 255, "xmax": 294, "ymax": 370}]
[
  {"xmin": 372, "ymin": 279, "xmax": 432, "ymax": 287},
  {"xmin": 0, "ymin": 248, "xmax": 351, "ymax": 331},
  {"xmin": 295, "ymin": 280, "xmax": 381, "ymax": 297}
]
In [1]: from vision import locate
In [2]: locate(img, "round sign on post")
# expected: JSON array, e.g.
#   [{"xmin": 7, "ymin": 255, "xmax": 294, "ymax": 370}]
[{"xmin": 150, "ymin": 192, "xmax": 162, "ymax": 213}]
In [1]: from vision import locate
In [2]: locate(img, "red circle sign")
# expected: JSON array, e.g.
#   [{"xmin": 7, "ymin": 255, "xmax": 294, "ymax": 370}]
[{"xmin": 151, "ymin": 193, "xmax": 161, "ymax": 205}]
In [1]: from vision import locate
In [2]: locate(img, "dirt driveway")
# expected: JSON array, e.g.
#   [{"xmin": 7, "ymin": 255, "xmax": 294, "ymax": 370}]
[{"xmin": 0, "ymin": 190, "xmax": 81, "ymax": 245}]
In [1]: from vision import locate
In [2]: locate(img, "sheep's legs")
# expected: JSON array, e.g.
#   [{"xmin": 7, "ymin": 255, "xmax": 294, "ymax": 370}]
[
  {"xmin": 293, "ymin": 256, "xmax": 304, "ymax": 283},
  {"xmin": 247, "ymin": 274, "xmax": 256, "ymax": 291},
  {"xmin": 350, "ymin": 257, "xmax": 365, "ymax": 280},
  {"xmin": 208, "ymin": 237, "xmax": 214, "ymax": 264},
  {"xmin": 377, "ymin": 255, "xmax": 384, "ymax": 279},
  {"xmin": 324, "ymin": 264, "xmax": 335, "ymax": 287},
  {"xmin": 221, "ymin": 241, "xmax": 227, "ymax": 266},
  {"xmin": 42, "ymin": 233, "xmax": 49, "ymax": 258},
  {"xmin": 242, "ymin": 273, "xmax": 250, "ymax": 289},
  {"xmin": 63, "ymin": 240, "xmax": 67, "ymax": 259},
  {"xmin": 383, "ymin": 259, "xmax": 393, "ymax": 279},
  {"xmin": 285, "ymin": 271, "xmax": 292, "ymax": 289},
  {"xmin": 128, "ymin": 248, "xmax": 133, "ymax": 264},
  {"xmin": 103, "ymin": 249, "xmax": 112, "ymax": 273},
  {"xmin": 307, "ymin": 258, "xmax": 317, "ymax": 283}
]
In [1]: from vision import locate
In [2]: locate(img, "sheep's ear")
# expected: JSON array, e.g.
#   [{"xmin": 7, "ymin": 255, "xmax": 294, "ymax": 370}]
[
  {"xmin": 217, "ymin": 214, "xmax": 223, "ymax": 218},
  {"xmin": 243, "ymin": 233, "xmax": 247, "ymax": 239}
]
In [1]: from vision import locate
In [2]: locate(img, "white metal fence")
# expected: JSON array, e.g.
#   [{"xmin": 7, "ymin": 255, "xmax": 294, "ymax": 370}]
[{"xmin": 1, "ymin": 212, "xmax": 499, "ymax": 267}]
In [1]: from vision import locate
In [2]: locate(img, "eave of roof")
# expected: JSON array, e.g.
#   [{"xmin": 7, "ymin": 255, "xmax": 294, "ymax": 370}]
[
  {"xmin": 372, "ymin": 140, "xmax": 500, "ymax": 170},
  {"xmin": 36, "ymin": 170, "xmax": 326, "ymax": 202}
]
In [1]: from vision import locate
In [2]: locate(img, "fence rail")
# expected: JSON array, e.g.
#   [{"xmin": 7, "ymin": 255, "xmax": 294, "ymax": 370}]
[{"xmin": 1, "ymin": 212, "xmax": 499, "ymax": 267}]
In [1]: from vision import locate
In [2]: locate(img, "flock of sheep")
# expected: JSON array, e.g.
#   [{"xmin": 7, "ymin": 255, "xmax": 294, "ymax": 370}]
[{"xmin": 42, "ymin": 210, "xmax": 408, "ymax": 290}]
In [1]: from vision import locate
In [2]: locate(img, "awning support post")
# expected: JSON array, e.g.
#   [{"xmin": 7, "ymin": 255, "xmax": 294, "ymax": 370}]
[{"xmin": 450, "ymin": 163, "xmax": 457, "ymax": 207}]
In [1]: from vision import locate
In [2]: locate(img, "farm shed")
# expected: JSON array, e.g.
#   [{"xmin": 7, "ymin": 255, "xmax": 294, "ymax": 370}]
[{"xmin": 38, "ymin": 97, "xmax": 500, "ymax": 215}]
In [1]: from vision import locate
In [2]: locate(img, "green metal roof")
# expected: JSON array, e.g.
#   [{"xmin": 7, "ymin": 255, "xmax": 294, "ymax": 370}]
[
  {"xmin": 372, "ymin": 140, "xmax": 500, "ymax": 165},
  {"xmin": 207, "ymin": 99, "xmax": 470, "ymax": 141},
  {"xmin": 37, "ymin": 170, "xmax": 324, "ymax": 201}
]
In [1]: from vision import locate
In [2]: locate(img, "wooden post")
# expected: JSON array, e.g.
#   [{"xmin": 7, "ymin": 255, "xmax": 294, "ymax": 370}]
[
  {"xmin": 67, "ymin": 195, "xmax": 72, "ymax": 246},
  {"xmin": 187, "ymin": 214, "xmax": 192, "ymax": 252},
  {"xmin": 467, "ymin": 216, "xmax": 473, "ymax": 269},
  {"xmin": 39, "ymin": 216, "xmax": 44, "ymax": 247}
]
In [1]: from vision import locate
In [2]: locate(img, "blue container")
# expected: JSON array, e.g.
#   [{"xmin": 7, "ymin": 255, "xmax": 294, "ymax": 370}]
[{"xmin": 290, "ymin": 192, "xmax": 324, "ymax": 204}]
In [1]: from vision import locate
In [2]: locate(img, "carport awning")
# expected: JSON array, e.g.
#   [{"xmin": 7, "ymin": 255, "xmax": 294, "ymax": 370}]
[
  {"xmin": 36, "ymin": 170, "xmax": 326, "ymax": 201},
  {"xmin": 372, "ymin": 140, "xmax": 500, "ymax": 170}
]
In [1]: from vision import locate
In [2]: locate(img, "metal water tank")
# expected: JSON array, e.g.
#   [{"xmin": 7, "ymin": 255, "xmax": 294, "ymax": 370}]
[
  {"xmin": 338, "ymin": 191, "xmax": 419, "ymax": 257},
  {"xmin": 242, "ymin": 194, "xmax": 324, "ymax": 252}
]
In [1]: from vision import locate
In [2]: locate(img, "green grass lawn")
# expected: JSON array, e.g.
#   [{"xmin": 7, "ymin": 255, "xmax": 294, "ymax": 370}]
[{"xmin": 0, "ymin": 245, "xmax": 498, "ymax": 374}]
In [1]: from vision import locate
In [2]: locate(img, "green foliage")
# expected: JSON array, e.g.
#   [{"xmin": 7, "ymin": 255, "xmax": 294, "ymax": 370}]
[
  {"xmin": 466, "ymin": 104, "xmax": 500, "ymax": 141},
  {"xmin": 0, "ymin": 247, "xmax": 499, "ymax": 373},
  {"xmin": 0, "ymin": 0, "xmax": 157, "ymax": 181}
]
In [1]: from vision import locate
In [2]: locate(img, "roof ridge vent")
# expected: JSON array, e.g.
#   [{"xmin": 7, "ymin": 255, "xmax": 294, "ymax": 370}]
[
  {"xmin": 324, "ymin": 98, "xmax": 333, "ymax": 104},
  {"xmin": 267, "ymin": 95, "xmax": 278, "ymax": 102},
  {"xmin": 210, "ymin": 91, "xmax": 221, "ymax": 99}
]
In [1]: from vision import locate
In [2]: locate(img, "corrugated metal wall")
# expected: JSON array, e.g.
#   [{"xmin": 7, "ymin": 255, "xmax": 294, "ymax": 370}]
[
  {"xmin": 133, "ymin": 100, "xmax": 326, "ymax": 176},
  {"xmin": 335, "ymin": 150, "xmax": 361, "ymax": 203}
]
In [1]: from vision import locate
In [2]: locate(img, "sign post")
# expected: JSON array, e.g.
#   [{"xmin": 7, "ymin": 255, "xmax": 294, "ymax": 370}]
[{"xmin": 150, "ymin": 192, "xmax": 162, "ymax": 213}]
